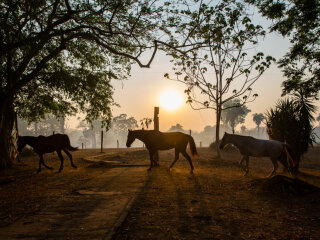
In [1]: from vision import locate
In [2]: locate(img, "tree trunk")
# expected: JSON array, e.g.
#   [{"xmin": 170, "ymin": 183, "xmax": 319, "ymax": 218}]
[
  {"xmin": 257, "ymin": 124, "xmax": 260, "ymax": 136},
  {"xmin": 215, "ymin": 107, "xmax": 222, "ymax": 159},
  {"xmin": 0, "ymin": 98, "xmax": 15, "ymax": 169}
]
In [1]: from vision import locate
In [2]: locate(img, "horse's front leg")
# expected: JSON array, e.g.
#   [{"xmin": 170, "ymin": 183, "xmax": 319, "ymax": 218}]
[
  {"xmin": 37, "ymin": 154, "xmax": 43, "ymax": 173},
  {"xmin": 239, "ymin": 156, "xmax": 246, "ymax": 171}
]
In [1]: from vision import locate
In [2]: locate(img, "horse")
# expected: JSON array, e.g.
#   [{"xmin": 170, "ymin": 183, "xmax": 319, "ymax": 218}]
[
  {"xmin": 18, "ymin": 134, "xmax": 78, "ymax": 173},
  {"xmin": 126, "ymin": 130, "xmax": 199, "ymax": 172},
  {"xmin": 219, "ymin": 132, "xmax": 297, "ymax": 177}
]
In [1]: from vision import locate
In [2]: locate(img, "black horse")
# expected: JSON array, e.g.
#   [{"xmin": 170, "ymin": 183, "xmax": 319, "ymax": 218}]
[
  {"xmin": 18, "ymin": 134, "xmax": 78, "ymax": 173},
  {"xmin": 126, "ymin": 130, "xmax": 199, "ymax": 172}
]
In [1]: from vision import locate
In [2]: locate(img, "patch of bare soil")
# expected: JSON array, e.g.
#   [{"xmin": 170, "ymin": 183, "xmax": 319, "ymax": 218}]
[
  {"xmin": 0, "ymin": 147, "xmax": 320, "ymax": 240},
  {"xmin": 0, "ymin": 148, "xmax": 150, "ymax": 239},
  {"xmin": 252, "ymin": 175, "xmax": 320, "ymax": 197},
  {"xmin": 113, "ymin": 148, "xmax": 320, "ymax": 240}
]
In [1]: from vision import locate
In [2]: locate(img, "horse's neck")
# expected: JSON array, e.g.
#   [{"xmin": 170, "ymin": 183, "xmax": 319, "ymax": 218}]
[
  {"xmin": 227, "ymin": 135, "xmax": 243, "ymax": 148},
  {"xmin": 135, "ymin": 131, "xmax": 149, "ymax": 143}
]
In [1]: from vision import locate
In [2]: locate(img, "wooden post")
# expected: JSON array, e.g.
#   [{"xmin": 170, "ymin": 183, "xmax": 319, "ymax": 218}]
[
  {"xmin": 117, "ymin": 140, "xmax": 119, "ymax": 148},
  {"xmin": 53, "ymin": 131, "xmax": 55, "ymax": 155},
  {"xmin": 154, "ymin": 107, "xmax": 160, "ymax": 166},
  {"xmin": 100, "ymin": 131, "xmax": 103, "ymax": 153},
  {"xmin": 82, "ymin": 143, "xmax": 84, "ymax": 149},
  {"xmin": 189, "ymin": 129, "xmax": 191, "ymax": 135},
  {"xmin": 200, "ymin": 141, "xmax": 202, "ymax": 147}
]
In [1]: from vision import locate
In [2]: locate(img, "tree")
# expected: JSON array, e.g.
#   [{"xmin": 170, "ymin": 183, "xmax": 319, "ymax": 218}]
[
  {"xmin": 112, "ymin": 114, "xmax": 138, "ymax": 136},
  {"xmin": 0, "ymin": 1, "xmax": 178, "ymax": 168},
  {"xmin": 221, "ymin": 99, "xmax": 251, "ymax": 134},
  {"xmin": 317, "ymin": 114, "xmax": 320, "ymax": 126},
  {"xmin": 140, "ymin": 118, "xmax": 153, "ymax": 130},
  {"xmin": 265, "ymin": 90, "xmax": 317, "ymax": 171},
  {"xmin": 240, "ymin": 125, "xmax": 247, "ymax": 134},
  {"xmin": 165, "ymin": 0, "xmax": 274, "ymax": 157},
  {"xmin": 247, "ymin": 0, "xmax": 320, "ymax": 98},
  {"xmin": 168, "ymin": 123, "xmax": 185, "ymax": 133},
  {"xmin": 252, "ymin": 113, "xmax": 265, "ymax": 136}
]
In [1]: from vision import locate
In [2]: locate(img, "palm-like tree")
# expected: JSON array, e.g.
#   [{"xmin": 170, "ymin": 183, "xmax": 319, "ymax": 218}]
[
  {"xmin": 252, "ymin": 113, "xmax": 265, "ymax": 136},
  {"xmin": 265, "ymin": 91, "xmax": 317, "ymax": 171}
]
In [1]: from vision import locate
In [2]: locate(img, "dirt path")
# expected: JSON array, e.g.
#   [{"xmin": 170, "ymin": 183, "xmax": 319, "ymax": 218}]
[
  {"xmin": 112, "ymin": 149, "xmax": 320, "ymax": 240},
  {"xmin": 0, "ymin": 149, "xmax": 150, "ymax": 240},
  {"xmin": 1, "ymin": 148, "xmax": 320, "ymax": 240}
]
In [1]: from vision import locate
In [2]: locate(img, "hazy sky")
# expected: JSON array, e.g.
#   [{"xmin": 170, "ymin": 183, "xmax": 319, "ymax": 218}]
[
  {"xmin": 110, "ymin": 30, "xmax": 320, "ymax": 133},
  {"xmin": 68, "ymin": 11, "xmax": 319, "ymax": 133}
]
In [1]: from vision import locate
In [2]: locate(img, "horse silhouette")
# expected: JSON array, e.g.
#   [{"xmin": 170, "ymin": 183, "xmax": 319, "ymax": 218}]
[
  {"xmin": 219, "ymin": 132, "xmax": 297, "ymax": 177},
  {"xmin": 18, "ymin": 134, "xmax": 78, "ymax": 173},
  {"xmin": 126, "ymin": 130, "xmax": 199, "ymax": 172}
]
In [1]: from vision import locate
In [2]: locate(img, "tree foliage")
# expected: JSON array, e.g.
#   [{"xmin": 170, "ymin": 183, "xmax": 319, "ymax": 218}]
[
  {"xmin": 0, "ymin": 0, "xmax": 178, "ymax": 168},
  {"xmin": 247, "ymin": 0, "xmax": 320, "ymax": 98},
  {"xmin": 221, "ymin": 99, "xmax": 251, "ymax": 134},
  {"xmin": 265, "ymin": 90, "xmax": 317, "ymax": 170},
  {"xmin": 112, "ymin": 114, "xmax": 138, "ymax": 136},
  {"xmin": 165, "ymin": 0, "xmax": 274, "ymax": 157},
  {"xmin": 252, "ymin": 113, "xmax": 265, "ymax": 136}
]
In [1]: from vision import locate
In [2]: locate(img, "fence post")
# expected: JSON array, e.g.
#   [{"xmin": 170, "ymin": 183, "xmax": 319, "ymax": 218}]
[
  {"xmin": 82, "ymin": 143, "xmax": 84, "ymax": 149},
  {"xmin": 200, "ymin": 141, "xmax": 202, "ymax": 147},
  {"xmin": 100, "ymin": 131, "xmax": 103, "ymax": 153},
  {"xmin": 117, "ymin": 140, "xmax": 119, "ymax": 148},
  {"xmin": 189, "ymin": 129, "xmax": 191, "ymax": 135},
  {"xmin": 154, "ymin": 107, "xmax": 160, "ymax": 166}
]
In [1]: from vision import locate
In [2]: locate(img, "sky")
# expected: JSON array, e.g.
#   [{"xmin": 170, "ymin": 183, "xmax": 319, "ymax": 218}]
[
  {"xmin": 69, "ymin": 9, "xmax": 320, "ymax": 134},
  {"xmin": 109, "ymin": 31, "xmax": 320, "ymax": 133}
]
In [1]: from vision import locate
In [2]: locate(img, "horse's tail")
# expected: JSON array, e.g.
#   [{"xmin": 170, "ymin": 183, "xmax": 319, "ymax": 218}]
[
  {"xmin": 187, "ymin": 135, "xmax": 199, "ymax": 158},
  {"xmin": 283, "ymin": 143, "xmax": 297, "ymax": 170},
  {"xmin": 64, "ymin": 134, "xmax": 79, "ymax": 151},
  {"xmin": 68, "ymin": 146, "xmax": 79, "ymax": 151}
]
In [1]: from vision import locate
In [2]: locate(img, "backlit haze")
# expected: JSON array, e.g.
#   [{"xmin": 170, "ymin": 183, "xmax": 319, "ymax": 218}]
[{"xmin": 69, "ymin": 27, "xmax": 320, "ymax": 135}]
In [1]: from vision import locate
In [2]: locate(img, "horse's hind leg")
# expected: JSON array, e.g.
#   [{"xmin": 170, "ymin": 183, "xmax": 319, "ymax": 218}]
[
  {"xmin": 169, "ymin": 149, "xmax": 179, "ymax": 170},
  {"xmin": 181, "ymin": 150, "xmax": 194, "ymax": 173},
  {"xmin": 57, "ymin": 150, "xmax": 64, "ymax": 172},
  {"xmin": 267, "ymin": 157, "xmax": 278, "ymax": 178},
  {"xmin": 63, "ymin": 149, "xmax": 77, "ymax": 169}
]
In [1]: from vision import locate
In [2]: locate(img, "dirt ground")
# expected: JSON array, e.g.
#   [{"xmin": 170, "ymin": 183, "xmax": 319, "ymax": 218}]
[{"xmin": 0, "ymin": 146, "xmax": 319, "ymax": 239}]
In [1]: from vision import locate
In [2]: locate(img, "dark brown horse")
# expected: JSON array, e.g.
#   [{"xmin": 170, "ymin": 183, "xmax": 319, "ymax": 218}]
[
  {"xmin": 126, "ymin": 130, "xmax": 199, "ymax": 172},
  {"xmin": 18, "ymin": 134, "xmax": 78, "ymax": 173}
]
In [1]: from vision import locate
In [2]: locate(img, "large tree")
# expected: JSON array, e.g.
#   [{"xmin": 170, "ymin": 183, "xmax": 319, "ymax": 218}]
[
  {"xmin": 252, "ymin": 113, "xmax": 265, "ymax": 136},
  {"xmin": 221, "ymin": 99, "xmax": 251, "ymax": 134},
  {"xmin": 165, "ymin": 0, "xmax": 274, "ymax": 157},
  {"xmin": 247, "ymin": 0, "xmax": 320, "ymax": 98},
  {"xmin": 0, "ymin": 0, "xmax": 177, "ymax": 168}
]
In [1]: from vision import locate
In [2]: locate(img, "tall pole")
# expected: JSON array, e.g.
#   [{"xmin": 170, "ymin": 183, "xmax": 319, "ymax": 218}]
[
  {"xmin": 154, "ymin": 107, "xmax": 159, "ymax": 166},
  {"xmin": 100, "ymin": 130, "xmax": 103, "ymax": 153}
]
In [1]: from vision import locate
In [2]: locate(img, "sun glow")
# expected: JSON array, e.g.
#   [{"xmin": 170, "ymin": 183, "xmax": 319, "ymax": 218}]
[{"xmin": 159, "ymin": 90, "xmax": 183, "ymax": 111}]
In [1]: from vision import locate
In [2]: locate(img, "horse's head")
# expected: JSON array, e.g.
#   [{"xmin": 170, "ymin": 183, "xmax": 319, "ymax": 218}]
[
  {"xmin": 126, "ymin": 130, "xmax": 136, "ymax": 147},
  {"xmin": 17, "ymin": 136, "xmax": 27, "ymax": 153},
  {"xmin": 219, "ymin": 132, "xmax": 229, "ymax": 150}
]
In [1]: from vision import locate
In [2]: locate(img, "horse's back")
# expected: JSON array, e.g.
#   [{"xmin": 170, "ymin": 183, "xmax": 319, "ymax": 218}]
[{"xmin": 35, "ymin": 134, "xmax": 71, "ymax": 153}]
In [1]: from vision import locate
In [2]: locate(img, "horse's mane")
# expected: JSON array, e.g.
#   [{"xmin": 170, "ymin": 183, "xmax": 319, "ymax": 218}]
[{"xmin": 228, "ymin": 134, "xmax": 255, "ymax": 140}]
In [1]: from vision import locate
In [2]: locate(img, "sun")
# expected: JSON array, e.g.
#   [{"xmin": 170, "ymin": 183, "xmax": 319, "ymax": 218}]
[{"xmin": 159, "ymin": 90, "xmax": 183, "ymax": 111}]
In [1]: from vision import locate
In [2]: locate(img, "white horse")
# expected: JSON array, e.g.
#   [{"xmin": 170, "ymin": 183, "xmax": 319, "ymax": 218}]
[{"xmin": 219, "ymin": 133, "xmax": 297, "ymax": 177}]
